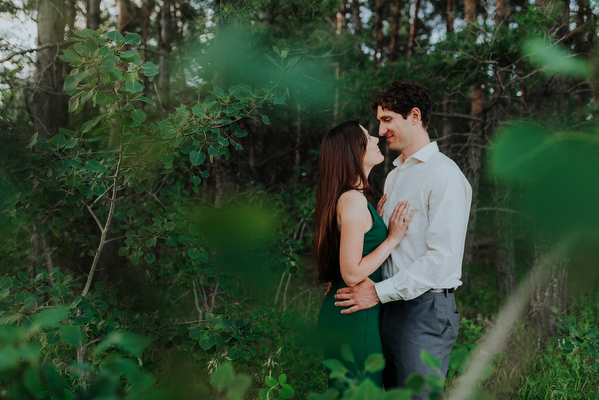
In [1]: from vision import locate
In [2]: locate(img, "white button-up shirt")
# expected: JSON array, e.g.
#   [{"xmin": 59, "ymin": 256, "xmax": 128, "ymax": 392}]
[{"xmin": 375, "ymin": 142, "xmax": 472, "ymax": 302}]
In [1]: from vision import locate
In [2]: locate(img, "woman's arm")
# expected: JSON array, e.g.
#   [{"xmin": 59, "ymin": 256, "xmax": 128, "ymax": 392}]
[{"xmin": 338, "ymin": 191, "xmax": 412, "ymax": 287}]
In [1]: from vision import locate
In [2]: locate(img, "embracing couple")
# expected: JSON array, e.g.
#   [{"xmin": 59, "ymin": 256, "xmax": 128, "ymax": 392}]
[{"xmin": 316, "ymin": 80, "xmax": 472, "ymax": 398}]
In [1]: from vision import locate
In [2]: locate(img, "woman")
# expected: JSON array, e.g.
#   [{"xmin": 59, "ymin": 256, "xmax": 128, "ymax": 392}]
[{"xmin": 315, "ymin": 121, "xmax": 413, "ymax": 389}]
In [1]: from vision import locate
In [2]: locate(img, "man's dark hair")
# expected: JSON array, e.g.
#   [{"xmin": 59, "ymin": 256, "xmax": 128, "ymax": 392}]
[{"xmin": 372, "ymin": 80, "xmax": 433, "ymax": 129}]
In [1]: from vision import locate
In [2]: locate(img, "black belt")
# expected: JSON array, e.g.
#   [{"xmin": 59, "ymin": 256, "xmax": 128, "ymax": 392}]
[{"xmin": 427, "ymin": 288, "xmax": 455, "ymax": 294}]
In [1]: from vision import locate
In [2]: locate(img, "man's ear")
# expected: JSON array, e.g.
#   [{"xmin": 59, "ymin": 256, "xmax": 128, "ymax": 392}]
[{"xmin": 410, "ymin": 108, "xmax": 422, "ymax": 125}]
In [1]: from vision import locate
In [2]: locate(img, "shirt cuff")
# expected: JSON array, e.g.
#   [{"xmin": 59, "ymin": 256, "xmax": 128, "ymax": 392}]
[{"xmin": 374, "ymin": 279, "xmax": 403, "ymax": 304}]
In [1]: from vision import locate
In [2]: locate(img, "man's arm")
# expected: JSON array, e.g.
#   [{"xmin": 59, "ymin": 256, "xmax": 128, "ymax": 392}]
[{"xmin": 334, "ymin": 277, "xmax": 379, "ymax": 314}]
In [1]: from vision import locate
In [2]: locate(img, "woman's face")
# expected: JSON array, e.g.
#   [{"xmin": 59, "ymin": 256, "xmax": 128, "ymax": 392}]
[{"xmin": 361, "ymin": 125, "xmax": 384, "ymax": 169}]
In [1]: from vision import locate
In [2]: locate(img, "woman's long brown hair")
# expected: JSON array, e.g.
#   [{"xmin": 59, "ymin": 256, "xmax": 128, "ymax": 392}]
[{"xmin": 314, "ymin": 121, "xmax": 374, "ymax": 283}]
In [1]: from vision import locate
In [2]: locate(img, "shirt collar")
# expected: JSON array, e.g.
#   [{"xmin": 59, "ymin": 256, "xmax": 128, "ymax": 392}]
[{"xmin": 393, "ymin": 141, "xmax": 439, "ymax": 166}]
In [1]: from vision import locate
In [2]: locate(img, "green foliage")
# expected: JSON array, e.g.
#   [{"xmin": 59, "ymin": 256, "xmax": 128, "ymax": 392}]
[
  {"xmin": 553, "ymin": 307, "xmax": 599, "ymax": 379},
  {"xmin": 0, "ymin": 291, "xmax": 159, "ymax": 399}
]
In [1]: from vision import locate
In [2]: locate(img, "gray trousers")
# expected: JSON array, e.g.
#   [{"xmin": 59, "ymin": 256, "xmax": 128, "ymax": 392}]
[{"xmin": 380, "ymin": 290, "xmax": 459, "ymax": 399}]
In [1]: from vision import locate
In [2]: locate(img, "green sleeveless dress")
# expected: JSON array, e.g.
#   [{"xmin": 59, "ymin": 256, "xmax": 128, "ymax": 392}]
[{"xmin": 317, "ymin": 200, "xmax": 387, "ymax": 388}]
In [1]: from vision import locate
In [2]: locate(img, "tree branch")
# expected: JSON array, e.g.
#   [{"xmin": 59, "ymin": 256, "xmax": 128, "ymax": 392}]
[
  {"xmin": 0, "ymin": 40, "xmax": 76, "ymax": 64},
  {"xmin": 82, "ymin": 151, "xmax": 123, "ymax": 297}
]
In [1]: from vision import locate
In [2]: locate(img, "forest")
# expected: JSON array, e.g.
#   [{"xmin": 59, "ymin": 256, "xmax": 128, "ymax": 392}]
[{"xmin": 0, "ymin": 0, "xmax": 598, "ymax": 398}]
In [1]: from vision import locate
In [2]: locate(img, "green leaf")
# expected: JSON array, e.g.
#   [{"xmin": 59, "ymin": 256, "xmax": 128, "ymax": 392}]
[
  {"xmin": 274, "ymin": 92, "xmax": 286, "ymax": 105},
  {"xmin": 107, "ymin": 30, "xmax": 124, "ymax": 42},
  {"xmin": 109, "ymin": 67, "xmax": 123, "ymax": 80},
  {"xmin": 421, "ymin": 350, "xmax": 441, "ymax": 370},
  {"xmin": 99, "ymin": 58, "xmax": 116, "ymax": 73},
  {"xmin": 265, "ymin": 376, "xmax": 277, "ymax": 387},
  {"xmin": 120, "ymin": 50, "xmax": 136, "ymax": 62},
  {"xmin": 261, "ymin": 115, "xmax": 270, "ymax": 125},
  {"xmin": 144, "ymin": 253, "xmax": 155, "ymax": 263},
  {"xmin": 278, "ymin": 384, "xmax": 294, "ymax": 399},
  {"xmin": 365, "ymin": 353, "xmax": 385, "ymax": 373},
  {"xmin": 32, "ymin": 306, "xmax": 69, "ymax": 329},
  {"xmin": 524, "ymin": 38, "xmax": 589, "ymax": 78},
  {"xmin": 192, "ymin": 103, "xmax": 209, "ymax": 118},
  {"xmin": 51, "ymin": 282, "xmax": 70, "ymax": 298},
  {"xmin": 323, "ymin": 359, "xmax": 348, "ymax": 374},
  {"xmin": 190, "ymin": 151, "xmax": 206, "ymax": 166},
  {"xmin": 208, "ymin": 145, "xmax": 219, "ymax": 157},
  {"xmin": 140, "ymin": 96, "xmax": 155, "ymax": 105},
  {"xmin": 187, "ymin": 247, "xmax": 202, "ymax": 259},
  {"xmin": 85, "ymin": 159, "xmax": 107, "ymax": 173},
  {"xmin": 278, "ymin": 374, "xmax": 287, "ymax": 384},
  {"xmin": 213, "ymin": 87, "xmax": 226, "ymax": 98},
  {"xmin": 60, "ymin": 325, "xmax": 84, "ymax": 346},
  {"xmin": 94, "ymin": 331, "xmax": 149, "ymax": 358},
  {"xmin": 52, "ymin": 134, "xmax": 68, "ymax": 148},
  {"xmin": 65, "ymin": 138, "xmax": 78, "ymax": 148},
  {"xmin": 132, "ymin": 109, "xmax": 146, "ymax": 122},
  {"xmin": 46, "ymin": 331, "xmax": 61, "ymax": 345},
  {"xmin": 200, "ymin": 335, "xmax": 215, "ymax": 350},
  {"xmin": 124, "ymin": 33, "xmax": 141, "ymax": 44},
  {"xmin": 340, "ymin": 344, "xmax": 355, "ymax": 362},
  {"xmin": 59, "ymin": 49, "xmax": 80, "ymax": 63},
  {"xmin": 73, "ymin": 28, "xmax": 94, "ymax": 38},
  {"xmin": 125, "ymin": 80, "xmax": 143, "ymax": 93},
  {"xmin": 189, "ymin": 327, "xmax": 202, "ymax": 340},
  {"xmin": 211, "ymin": 362, "xmax": 235, "ymax": 390},
  {"xmin": 405, "ymin": 373, "xmax": 426, "ymax": 395},
  {"xmin": 191, "ymin": 176, "xmax": 202, "ymax": 185}
]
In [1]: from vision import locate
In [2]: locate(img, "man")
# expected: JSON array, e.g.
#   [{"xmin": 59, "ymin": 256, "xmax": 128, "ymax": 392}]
[{"xmin": 334, "ymin": 80, "xmax": 472, "ymax": 398}]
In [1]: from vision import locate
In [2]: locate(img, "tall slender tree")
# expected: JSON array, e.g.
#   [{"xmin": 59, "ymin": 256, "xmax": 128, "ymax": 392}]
[
  {"xmin": 388, "ymin": 0, "xmax": 402, "ymax": 63},
  {"xmin": 30, "ymin": 0, "xmax": 68, "ymax": 278}
]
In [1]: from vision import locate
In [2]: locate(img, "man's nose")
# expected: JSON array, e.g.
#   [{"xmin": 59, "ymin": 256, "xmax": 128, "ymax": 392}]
[{"xmin": 378, "ymin": 124, "xmax": 386, "ymax": 136}]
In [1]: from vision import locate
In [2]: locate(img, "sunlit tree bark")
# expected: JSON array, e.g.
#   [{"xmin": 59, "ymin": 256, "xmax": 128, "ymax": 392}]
[{"xmin": 407, "ymin": 0, "xmax": 420, "ymax": 61}]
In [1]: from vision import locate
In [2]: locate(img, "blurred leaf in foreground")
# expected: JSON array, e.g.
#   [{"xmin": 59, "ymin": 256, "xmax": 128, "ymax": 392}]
[
  {"xmin": 524, "ymin": 38, "xmax": 590, "ymax": 78},
  {"xmin": 489, "ymin": 123, "xmax": 599, "ymax": 234}
]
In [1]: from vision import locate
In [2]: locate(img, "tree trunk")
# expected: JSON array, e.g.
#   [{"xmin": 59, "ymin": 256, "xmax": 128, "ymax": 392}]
[
  {"xmin": 462, "ymin": 88, "xmax": 485, "ymax": 272},
  {"xmin": 529, "ymin": 233, "xmax": 567, "ymax": 341},
  {"xmin": 87, "ymin": 0, "xmax": 102, "ymax": 30},
  {"xmin": 465, "ymin": 0, "xmax": 476, "ymax": 23},
  {"xmin": 374, "ymin": 0, "xmax": 384, "ymax": 64},
  {"xmin": 212, "ymin": 0, "xmax": 237, "ymax": 206},
  {"xmin": 118, "ymin": 0, "xmax": 131, "ymax": 33},
  {"xmin": 336, "ymin": 1, "xmax": 347, "ymax": 34},
  {"xmin": 351, "ymin": 0, "xmax": 362, "ymax": 36},
  {"xmin": 407, "ymin": 0, "xmax": 420, "ymax": 61},
  {"xmin": 491, "ymin": 0, "xmax": 516, "ymax": 298},
  {"xmin": 31, "ymin": 0, "xmax": 68, "ymax": 278},
  {"xmin": 388, "ymin": 0, "xmax": 402, "ymax": 63},
  {"xmin": 446, "ymin": 0, "xmax": 455, "ymax": 33},
  {"xmin": 461, "ymin": 0, "xmax": 486, "ymax": 274},
  {"xmin": 441, "ymin": 0, "xmax": 455, "ymax": 158},
  {"xmin": 65, "ymin": 0, "xmax": 76, "ymax": 34},
  {"xmin": 158, "ymin": 0, "xmax": 173, "ymax": 109},
  {"xmin": 525, "ymin": 0, "xmax": 571, "ymax": 343},
  {"xmin": 494, "ymin": 183, "xmax": 516, "ymax": 297}
]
